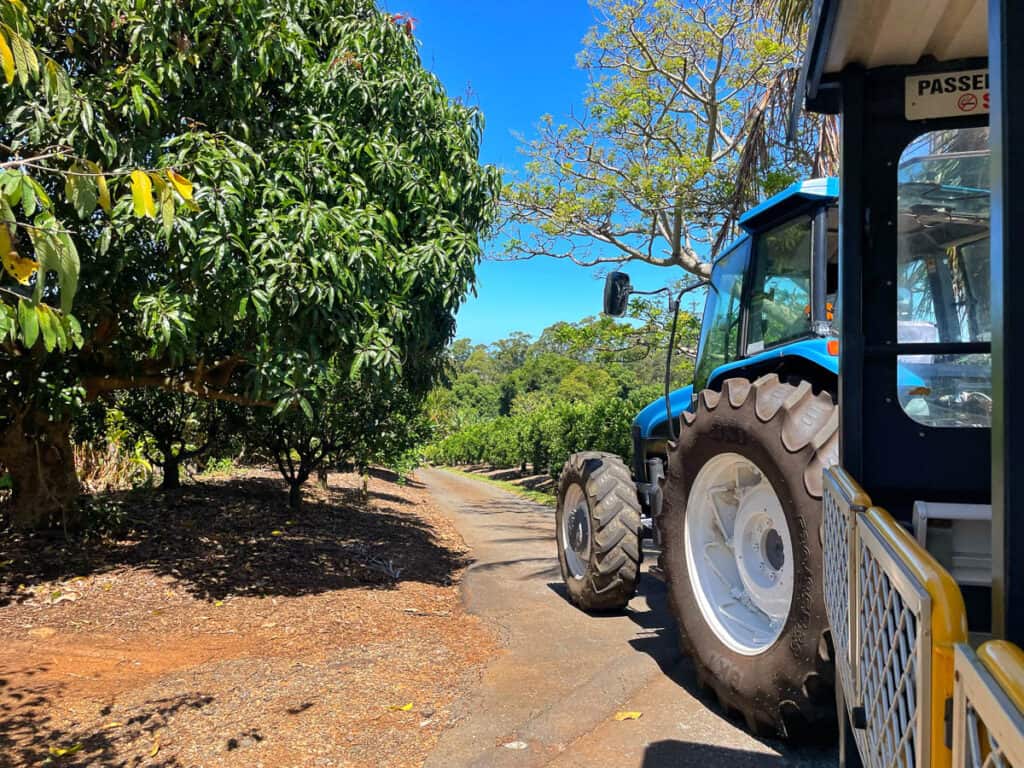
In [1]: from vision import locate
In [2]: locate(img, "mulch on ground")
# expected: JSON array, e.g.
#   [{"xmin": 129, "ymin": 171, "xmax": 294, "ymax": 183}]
[{"xmin": 0, "ymin": 469, "xmax": 498, "ymax": 768}]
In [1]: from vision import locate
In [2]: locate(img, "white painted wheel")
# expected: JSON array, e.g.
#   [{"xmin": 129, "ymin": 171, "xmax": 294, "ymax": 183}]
[
  {"xmin": 560, "ymin": 482, "xmax": 591, "ymax": 580},
  {"xmin": 555, "ymin": 452, "xmax": 641, "ymax": 611},
  {"xmin": 683, "ymin": 452, "xmax": 794, "ymax": 656}
]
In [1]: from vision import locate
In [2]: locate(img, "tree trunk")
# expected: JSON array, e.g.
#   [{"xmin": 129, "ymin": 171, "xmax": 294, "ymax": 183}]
[
  {"xmin": 317, "ymin": 466, "xmax": 328, "ymax": 490},
  {"xmin": 161, "ymin": 456, "xmax": 181, "ymax": 490},
  {"xmin": 0, "ymin": 411, "xmax": 82, "ymax": 530},
  {"xmin": 288, "ymin": 481, "xmax": 303, "ymax": 511}
]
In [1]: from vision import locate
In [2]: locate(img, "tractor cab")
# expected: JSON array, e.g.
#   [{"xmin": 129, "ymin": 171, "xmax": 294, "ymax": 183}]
[{"xmin": 631, "ymin": 179, "xmax": 840, "ymax": 457}]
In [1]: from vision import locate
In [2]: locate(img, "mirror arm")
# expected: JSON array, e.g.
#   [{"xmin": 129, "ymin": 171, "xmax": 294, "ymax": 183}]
[{"xmin": 663, "ymin": 279, "xmax": 709, "ymax": 444}]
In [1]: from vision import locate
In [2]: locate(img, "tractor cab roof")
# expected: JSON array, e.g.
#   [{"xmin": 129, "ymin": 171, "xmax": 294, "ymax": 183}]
[{"xmin": 737, "ymin": 177, "xmax": 838, "ymax": 234}]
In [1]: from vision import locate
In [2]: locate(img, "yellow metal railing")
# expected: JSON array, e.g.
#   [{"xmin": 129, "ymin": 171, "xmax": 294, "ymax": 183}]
[
  {"xmin": 953, "ymin": 641, "xmax": 1024, "ymax": 767},
  {"xmin": 823, "ymin": 467, "xmax": 969, "ymax": 768}
]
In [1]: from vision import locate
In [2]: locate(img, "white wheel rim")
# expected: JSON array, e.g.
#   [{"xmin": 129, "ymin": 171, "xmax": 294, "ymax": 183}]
[
  {"xmin": 561, "ymin": 483, "xmax": 591, "ymax": 580},
  {"xmin": 683, "ymin": 452, "xmax": 794, "ymax": 655}
]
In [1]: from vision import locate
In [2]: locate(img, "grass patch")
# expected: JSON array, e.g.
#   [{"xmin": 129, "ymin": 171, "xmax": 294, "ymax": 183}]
[{"xmin": 441, "ymin": 467, "xmax": 554, "ymax": 506}]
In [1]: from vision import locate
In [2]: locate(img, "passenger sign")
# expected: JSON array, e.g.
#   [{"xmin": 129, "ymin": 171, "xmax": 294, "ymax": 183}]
[{"xmin": 906, "ymin": 69, "xmax": 990, "ymax": 120}]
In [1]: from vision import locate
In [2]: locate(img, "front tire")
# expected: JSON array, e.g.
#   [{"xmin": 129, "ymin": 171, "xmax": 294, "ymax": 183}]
[
  {"xmin": 659, "ymin": 375, "xmax": 838, "ymax": 738},
  {"xmin": 556, "ymin": 452, "xmax": 642, "ymax": 611}
]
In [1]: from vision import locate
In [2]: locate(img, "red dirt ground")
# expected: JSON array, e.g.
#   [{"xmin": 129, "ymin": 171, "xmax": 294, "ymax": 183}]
[{"xmin": 0, "ymin": 470, "xmax": 498, "ymax": 768}]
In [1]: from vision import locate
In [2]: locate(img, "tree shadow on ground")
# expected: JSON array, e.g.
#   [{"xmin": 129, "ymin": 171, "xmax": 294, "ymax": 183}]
[
  {"xmin": 0, "ymin": 471, "xmax": 467, "ymax": 605},
  {"xmin": 0, "ymin": 666, "xmax": 211, "ymax": 767}
]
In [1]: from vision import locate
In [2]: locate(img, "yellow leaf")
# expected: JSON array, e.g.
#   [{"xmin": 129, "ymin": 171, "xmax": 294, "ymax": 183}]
[
  {"xmin": 0, "ymin": 32, "xmax": 13, "ymax": 86},
  {"xmin": 271, "ymin": 530, "xmax": 283, "ymax": 536},
  {"xmin": 130, "ymin": 169, "xmax": 154, "ymax": 218},
  {"xmin": 388, "ymin": 702, "xmax": 414, "ymax": 711},
  {"xmin": 86, "ymin": 162, "xmax": 111, "ymax": 214},
  {"xmin": 102, "ymin": 721, "xmax": 124, "ymax": 730},
  {"xmin": 0, "ymin": 224, "xmax": 35, "ymax": 284},
  {"xmin": 214, "ymin": 600, "xmax": 224, "ymax": 607},
  {"xmin": 1, "ymin": 250, "xmax": 35, "ymax": 284},
  {"xmin": 167, "ymin": 169, "xmax": 193, "ymax": 201},
  {"xmin": 48, "ymin": 743, "xmax": 84, "ymax": 757},
  {"xmin": 613, "ymin": 711, "xmax": 642, "ymax": 721},
  {"xmin": 149, "ymin": 735, "xmax": 160, "ymax": 757}
]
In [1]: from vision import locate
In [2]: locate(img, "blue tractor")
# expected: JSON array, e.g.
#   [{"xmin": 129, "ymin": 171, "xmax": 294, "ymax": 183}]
[{"xmin": 554, "ymin": 172, "xmax": 992, "ymax": 739}]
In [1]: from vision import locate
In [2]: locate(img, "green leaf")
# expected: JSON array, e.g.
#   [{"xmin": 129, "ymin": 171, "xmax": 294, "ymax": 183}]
[
  {"xmin": 7, "ymin": 28, "xmax": 37, "ymax": 87},
  {"xmin": 17, "ymin": 298, "xmax": 38, "ymax": 348},
  {"xmin": 19, "ymin": 176, "xmax": 35, "ymax": 216},
  {"xmin": 153, "ymin": 175, "xmax": 174, "ymax": 235},
  {"xmin": 26, "ymin": 176, "xmax": 51, "ymax": 208},
  {"xmin": 55, "ymin": 232, "xmax": 79, "ymax": 314},
  {"xmin": 38, "ymin": 304, "xmax": 56, "ymax": 351},
  {"xmin": 65, "ymin": 171, "xmax": 97, "ymax": 219}
]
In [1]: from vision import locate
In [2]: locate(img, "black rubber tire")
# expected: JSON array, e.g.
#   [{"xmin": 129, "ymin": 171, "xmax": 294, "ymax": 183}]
[
  {"xmin": 658, "ymin": 374, "xmax": 839, "ymax": 739},
  {"xmin": 556, "ymin": 451, "xmax": 642, "ymax": 611}
]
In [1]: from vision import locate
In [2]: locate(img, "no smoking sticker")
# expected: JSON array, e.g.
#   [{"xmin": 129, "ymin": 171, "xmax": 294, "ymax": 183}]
[
  {"xmin": 958, "ymin": 93, "xmax": 979, "ymax": 112},
  {"xmin": 906, "ymin": 69, "xmax": 990, "ymax": 120}
]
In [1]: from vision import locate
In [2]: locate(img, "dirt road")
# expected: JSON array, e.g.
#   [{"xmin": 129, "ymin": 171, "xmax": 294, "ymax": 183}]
[{"xmin": 420, "ymin": 468, "xmax": 836, "ymax": 768}]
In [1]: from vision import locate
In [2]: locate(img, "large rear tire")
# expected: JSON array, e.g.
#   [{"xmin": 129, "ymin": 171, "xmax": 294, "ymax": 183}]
[
  {"xmin": 556, "ymin": 451, "xmax": 642, "ymax": 611},
  {"xmin": 659, "ymin": 374, "xmax": 839, "ymax": 739}
]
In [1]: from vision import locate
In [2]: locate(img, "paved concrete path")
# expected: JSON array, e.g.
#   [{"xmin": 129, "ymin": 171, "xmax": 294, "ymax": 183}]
[{"xmin": 419, "ymin": 468, "xmax": 836, "ymax": 768}]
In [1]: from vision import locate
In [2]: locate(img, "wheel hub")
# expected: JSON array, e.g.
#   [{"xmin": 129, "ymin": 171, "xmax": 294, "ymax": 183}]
[
  {"xmin": 561, "ymin": 484, "xmax": 591, "ymax": 580},
  {"xmin": 568, "ymin": 506, "xmax": 589, "ymax": 553},
  {"xmin": 683, "ymin": 453, "xmax": 795, "ymax": 655}
]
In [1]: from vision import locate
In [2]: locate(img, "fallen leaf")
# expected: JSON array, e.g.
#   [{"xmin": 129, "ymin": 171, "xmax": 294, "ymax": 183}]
[
  {"xmin": 53, "ymin": 592, "xmax": 80, "ymax": 604},
  {"xmin": 102, "ymin": 722, "xmax": 124, "ymax": 730},
  {"xmin": 149, "ymin": 735, "xmax": 161, "ymax": 757},
  {"xmin": 388, "ymin": 703, "xmax": 414, "ymax": 711},
  {"xmin": 614, "ymin": 711, "xmax": 642, "ymax": 721},
  {"xmin": 0, "ymin": 559, "xmax": 14, "ymax": 568},
  {"xmin": 48, "ymin": 743, "xmax": 83, "ymax": 757},
  {"xmin": 502, "ymin": 741, "xmax": 528, "ymax": 750},
  {"xmin": 214, "ymin": 600, "xmax": 224, "ymax": 607},
  {"xmin": 271, "ymin": 530, "xmax": 284, "ymax": 536}
]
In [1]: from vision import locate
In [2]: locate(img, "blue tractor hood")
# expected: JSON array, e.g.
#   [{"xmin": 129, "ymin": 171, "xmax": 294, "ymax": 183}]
[{"xmin": 634, "ymin": 338, "xmax": 928, "ymax": 440}]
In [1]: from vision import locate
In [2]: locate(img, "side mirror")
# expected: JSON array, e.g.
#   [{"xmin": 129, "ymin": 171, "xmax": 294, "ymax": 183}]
[{"xmin": 603, "ymin": 271, "xmax": 632, "ymax": 317}]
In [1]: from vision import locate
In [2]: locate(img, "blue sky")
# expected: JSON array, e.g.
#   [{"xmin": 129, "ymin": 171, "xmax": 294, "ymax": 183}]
[{"xmin": 388, "ymin": 0, "xmax": 678, "ymax": 345}]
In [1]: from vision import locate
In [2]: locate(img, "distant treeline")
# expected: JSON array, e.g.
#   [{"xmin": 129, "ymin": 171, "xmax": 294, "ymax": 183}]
[{"xmin": 423, "ymin": 306, "xmax": 699, "ymax": 476}]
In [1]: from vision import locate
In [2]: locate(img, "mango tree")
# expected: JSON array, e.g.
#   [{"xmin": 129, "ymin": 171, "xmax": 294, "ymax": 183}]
[{"xmin": 0, "ymin": 0, "xmax": 500, "ymax": 529}]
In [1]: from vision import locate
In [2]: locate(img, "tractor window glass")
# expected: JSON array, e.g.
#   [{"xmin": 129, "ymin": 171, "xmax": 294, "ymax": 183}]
[
  {"xmin": 747, "ymin": 215, "xmax": 813, "ymax": 352},
  {"xmin": 897, "ymin": 127, "xmax": 991, "ymax": 428},
  {"xmin": 694, "ymin": 241, "xmax": 749, "ymax": 390}
]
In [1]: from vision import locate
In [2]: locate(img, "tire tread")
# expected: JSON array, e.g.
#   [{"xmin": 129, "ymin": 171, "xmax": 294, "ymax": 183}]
[{"xmin": 658, "ymin": 375, "xmax": 838, "ymax": 739}]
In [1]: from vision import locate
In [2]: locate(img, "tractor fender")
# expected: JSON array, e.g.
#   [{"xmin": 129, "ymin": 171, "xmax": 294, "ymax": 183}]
[{"xmin": 634, "ymin": 339, "xmax": 840, "ymax": 442}]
